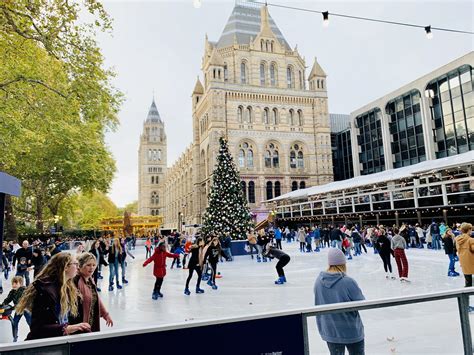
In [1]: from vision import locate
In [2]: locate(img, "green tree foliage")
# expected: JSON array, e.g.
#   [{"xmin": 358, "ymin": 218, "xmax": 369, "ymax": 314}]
[
  {"xmin": 201, "ymin": 138, "xmax": 252, "ymax": 240},
  {"xmin": 0, "ymin": 1, "xmax": 123, "ymax": 235},
  {"xmin": 68, "ymin": 191, "xmax": 118, "ymax": 230}
]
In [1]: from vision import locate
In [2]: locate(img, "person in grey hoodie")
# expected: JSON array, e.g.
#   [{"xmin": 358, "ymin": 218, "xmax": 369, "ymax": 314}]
[{"xmin": 314, "ymin": 248, "xmax": 365, "ymax": 355}]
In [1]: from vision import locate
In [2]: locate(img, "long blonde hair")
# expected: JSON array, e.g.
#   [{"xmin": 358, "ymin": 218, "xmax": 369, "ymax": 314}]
[
  {"xmin": 16, "ymin": 252, "xmax": 79, "ymax": 318},
  {"xmin": 112, "ymin": 238, "xmax": 123, "ymax": 254},
  {"xmin": 327, "ymin": 265, "xmax": 347, "ymax": 273}
]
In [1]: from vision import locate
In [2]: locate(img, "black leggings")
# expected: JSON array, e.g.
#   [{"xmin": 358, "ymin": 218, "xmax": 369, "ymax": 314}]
[
  {"xmin": 379, "ymin": 252, "xmax": 392, "ymax": 273},
  {"xmin": 209, "ymin": 261, "xmax": 217, "ymax": 284},
  {"xmin": 361, "ymin": 243, "xmax": 367, "ymax": 253},
  {"xmin": 154, "ymin": 277, "xmax": 163, "ymax": 293},
  {"xmin": 185, "ymin": 264, "xmax": 202, "ymax": 289},
  {"xmin": 299, "ymin": 242, "xmax": 305, "ymax": 251},
  {"xmin": 276, "ymin": 240, "xmax": 282, "ymax": 250},
  {"xmin": 465, "ymin": 274, "xmax": 472, "ymax": 287},
  {"xmin": 276, "ymin": 255, "xmax": 291, "ymax": 277}
]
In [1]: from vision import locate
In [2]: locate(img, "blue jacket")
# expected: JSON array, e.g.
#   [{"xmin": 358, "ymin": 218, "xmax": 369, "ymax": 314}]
[
  {"xmin": 313, "ymin": 228, "xmax": 321, "ymax": 239},
  {"xmin": 274, "ymin": 228, "xmax": 282, "ymax": 240},
  {"xmin": 314, "ymin": 272, "xmax": 365, "ymax": 344}
]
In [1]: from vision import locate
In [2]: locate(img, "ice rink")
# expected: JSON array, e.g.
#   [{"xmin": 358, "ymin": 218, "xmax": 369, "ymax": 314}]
[{"xmin": 1, "ymin": 242, "xmax": 472, "ymax": 354}]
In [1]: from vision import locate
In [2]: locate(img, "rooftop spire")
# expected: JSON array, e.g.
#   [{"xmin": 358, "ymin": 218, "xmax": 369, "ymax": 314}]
[{"xmin": 146, "ymin": 98, "xmax": 162, "ymax": 123}]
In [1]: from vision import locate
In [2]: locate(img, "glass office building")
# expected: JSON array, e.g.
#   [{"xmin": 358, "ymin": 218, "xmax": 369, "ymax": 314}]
[{"xmin": 355, "ymin": 108, "xmax": 385, "ymax": 175}]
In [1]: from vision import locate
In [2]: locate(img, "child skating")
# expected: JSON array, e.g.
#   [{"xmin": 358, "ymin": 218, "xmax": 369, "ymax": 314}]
[
  {"xmin": 0, "ymin": 276, "xmax": 31, "ymax": 342},
  {"xmin": 143, "ymin": 242, "xmax": 179, "ymax": 300}
]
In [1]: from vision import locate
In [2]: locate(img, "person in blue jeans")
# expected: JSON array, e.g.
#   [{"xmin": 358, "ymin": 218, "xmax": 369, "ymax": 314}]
[
  {"xmin": 314, "ymin": 248, "xmax": 365, "ymax": 355},
  {"xmin": 1, "ymin": 276, "xmax": 32, "ymax": 342},
  {"xmin": 430, "ymin": 221, "xmax": 441, "ymax": 250},
  {"xmin": 443, "ymin": 229, "xmax": 459, "ymax": 277},
  {"xmin": 107, "ymin": 238, "xmax": 123, "ymax": 291}
]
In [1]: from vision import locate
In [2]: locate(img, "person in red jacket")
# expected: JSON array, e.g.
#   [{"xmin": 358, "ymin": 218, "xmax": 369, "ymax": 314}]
[{"xmin": 143, "ymin": 242, "xmax": 179, "ymax": 300}]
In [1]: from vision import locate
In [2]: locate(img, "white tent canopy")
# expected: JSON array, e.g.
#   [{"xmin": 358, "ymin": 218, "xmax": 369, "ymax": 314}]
[{"xmin": 269, "ymin": 150, "xmax": 474, "ymax": 203}]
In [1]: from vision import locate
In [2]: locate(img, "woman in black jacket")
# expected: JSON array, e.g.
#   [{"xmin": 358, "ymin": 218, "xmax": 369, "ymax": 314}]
[
  {"xmin": 16, "ymin": 252, "xmax": 91, "ymax": 340},
  {"xmin": 204, "ymin": 237, "xmax": 222, "ymax": 290},
  {"xmin": 184, "ymin": 237, "xmax": 205, "ymax": 296},
  {"xmin": 374, "ymin": 230, "xmax": 395, "ymax": 279},
  {"xmin": 89, "ymin": 240, "xmax": 108, "ymax": 291}
]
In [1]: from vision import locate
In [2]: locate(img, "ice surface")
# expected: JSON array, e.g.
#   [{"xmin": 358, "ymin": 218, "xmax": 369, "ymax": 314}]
[{"xmin": 1, "ymin": 243, "xmax": 472, "ymax": 354}]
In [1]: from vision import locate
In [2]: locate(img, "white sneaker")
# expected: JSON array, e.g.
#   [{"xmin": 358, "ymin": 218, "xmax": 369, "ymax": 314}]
[{"xmin": 390, "ymin": 273, "xmax": 396, "ymax": 280}]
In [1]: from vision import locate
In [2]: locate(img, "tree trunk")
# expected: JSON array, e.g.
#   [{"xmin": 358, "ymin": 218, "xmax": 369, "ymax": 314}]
[
  {"xmin": 36, "ymin": 197, "xmax": 44, "ymax": 232},
  {"xmin": 5, "ymin": 195, "xmax": 18, "ymax": 241}
]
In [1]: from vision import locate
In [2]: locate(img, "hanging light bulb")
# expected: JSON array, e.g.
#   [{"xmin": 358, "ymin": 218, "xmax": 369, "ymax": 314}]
[
  {"xmin": 193, "ymin": 0, "xmax": 202, "ymax": 9},
  {"xmin": 425, "ymin": 25, "xmax": 433, "ymax": 39},
  {"xmin": 322, "ymin": 11, "xmax": 329, "ymax": 27}
]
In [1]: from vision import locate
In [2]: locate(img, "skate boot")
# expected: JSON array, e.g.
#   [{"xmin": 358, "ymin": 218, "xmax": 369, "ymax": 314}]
[
  {"xmin": 117, "ymin": 284, "xmax": 123, "ymax": 289},
  {"xmin": 211, "ymin": 284, "xmax": 218, "ymax": 290},
  {"xmin": 263, "ymin": 257, "xmax": 267, "ymax": 262},
  {"xmin": 257, "ymin": 256, "xmax": 261, "ymax": 262},
  {"xmin": 315, "ymin": 247, "xmax": 320, "ymax": 252},
  {"xmin": 469, "ymin": 306, "xmax": 474, "ymax": 313},
  {"xmin": 448, "ymin": 271, "xmax": 456, "ymax": 277},
  {"xmin": 347, "ymin": 255, "xmax": 353, "ymax": 260},
  {"xmin": 98, "ymin": 273, "xmax": 104, "ymax": 280},
  {"xmin": 122, "ymin": 278, "xmax": 129, "ymax": 284},
  {"xmin": 157, "ymin": 292, "xmax": 163, "ymax": 298},
  {"xmin": 390, "ymin": 273, "xmax": 397, "ymax": 280},
  {"xmin": 453, "ymin": 271, "xmax": 460, "ymax": 276},
  {"xmin": 97, "ymin": 287, "xmax": 101, "ymax": 292},
  {"xmin": 385, "ymin": 272, "xmax": 390, "ymax": 279},
  {"xmin": 108, "ymin": 284, "xmax": 114, "ymax": 291},
  {"xmin": 152, "ymin": 292, "xmax": 158, "ymax": 300},
  {"xmin": 196, "ymin": 287, "xmax": 205, "ymax": 294},
  {"xmin": 281, "ymin": 276, "xmax": 287, "ymax": 283},
  {"xmin": 184, "ymin": 288, "xmax": 191, "ymax": 296},
  {"xmin": 274, "ymin": 277, "xmax": 285, "ymax": 285},
  {"xmin": 207, "ymin": 279, "xmax": 213, "ymax": 286},
  {"xmin": 202, "ymin": 274, "xmax": 209, "ymax": 281}
]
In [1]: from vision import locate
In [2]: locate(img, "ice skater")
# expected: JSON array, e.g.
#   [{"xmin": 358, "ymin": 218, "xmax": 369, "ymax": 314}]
[
  {"xmin": 204, "ymin": 237, "xmax": 222, "ymax": 290},
  {"xmin": 375, "ymin": 229, "xmax": 395, "ymax": 279},
  {"xmin": 391, "ymin": 228, "xmax": 410, "ymax": 282},
  {"xmin": 1, "ymin": 276, "xmax": 31, "ymax": 342},
  {"xmin": 184, "ymin": 237, "xmax": 206, "ymax": 295},
  {"xmin": 143, "ymin": 242, "xmax": 179, "ymax": 300},
  {"xmin": 443, "ymin": 229, "xmax": 459, "ymax": 277},
  {"xmin": 455, "ymin": 223, "xmax": 474, "ymax": 312},
  {"xmin": 263, "ymin": 244, "xmax": 290, "ymax": 285}
]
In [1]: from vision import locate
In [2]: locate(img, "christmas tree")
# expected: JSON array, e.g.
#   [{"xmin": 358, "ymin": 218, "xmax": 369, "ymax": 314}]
[{"xmin": 201, "ymin": 137, "xmax": 253, "ymax": 240}]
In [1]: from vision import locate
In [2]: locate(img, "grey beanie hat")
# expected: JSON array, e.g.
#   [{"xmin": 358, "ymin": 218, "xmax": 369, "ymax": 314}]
[{"xmin": 328, "ymin": 248, "xmax": 346, "ymax": 266}]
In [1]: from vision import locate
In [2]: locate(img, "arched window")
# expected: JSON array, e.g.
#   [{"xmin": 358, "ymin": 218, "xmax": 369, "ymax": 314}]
[
  {"xmin": 151, "ymin": 176, "xmax": 155, "ymax": 184},
  {"xmin": 247, "ymin": 149, "xmax": 254, "ymax": 167},
  {"xmin": 153, "ymin": 149, "xmax": 158, "ymax": 161},
  {"xmin": 297, "ymin": 110, "xmax": 303, "ymax": 126},
  {"xmin": 224, "ymin": 64, "xmax": 228, "ymax": 81},
  {"xmin": 317, "ymin": 79, "xmax": 320, "ymax": 89},
  {"xmin": 300, "ymin": 181, "xmax": 306, "ymax": 189},
  {"xmin": 263, "ymin": 108, "xmax": 269, "ymax": 124},
  {"xmin": 274, "ymin": 181, "xmax": 281, "ymax": 197},
  {"xmin": 270, "ymin": 41, "xmax": 274, "ymax": 52},
  {"xmin": 246, "ymin": 106, "xmax": 252, "ymax": 123},
  {"xmin": 272, "ymin": 108, "xmax": 278, "ymax": 125},
  {"xmin": 266, "ymin": 181, "xmax": 273, "ymax": 200},
  {"xmin": 270, "ymin": 63, "xmax": 276, "ymax": 86},
  {"xmin": 261, "ymin": 39, "xmax": 264, "ymax": 51},
  {"xmin": 292, "ymin": 181, "xmax": 298, "ymax": 191},
  {"xmin": 264, "ymin": 150, "xmax": 272, "ymax": 168},
  {"xmin": 241, "ymin": 181, "xmax": 247, "ymax": 200},
  {"xmin": 260, "ymin": 63, "xmax": 266, "ymax": 86},
  {"xmin": 241, "ymin": 62, "xmax": 247, "ymax": 84},
  {"xmin": 266, "ymin": 40, "xmax": 269, "ymax": 52},
  {"xmin": 299, "ymin": 70, "xmax": 303, "ymax": 89},
  {"xmin": 158, "ymin": 149, "xmax": 162, "ymax": 161},
  {"xmin": 155, "ymin": 176, "xmax": 159, "ymax": 184},
  {"xmin": 289, "ymin": 109, "xmax": 295, "ymax": 125},
  {"xmin": 148, "ymin": 149, "xmax": 152, "ymax": 161},
  {"xmin": 287, "ymin": 66, "xmax": 294, "ymax": 88},
  {"xmin": 238, "ymin": 149, "xmax": 245, "ymax": 167},
  {"xmin": 237, "ymin": 106, "xmax": 243, "ymax": 123},
  {"xmin": 248, "ymin": 181, "xmax": 255, "ymax": 203},
  {"xmin": 290, "ymin": 151, "xmax": 297, "ymax": 168},
  {"xmin": 297, "ymin": 151, "xmax": 304, "ymax": 168},
  {"xmin": 321, "ymin": 80, "xmax": 324, "ymax": 89},
  {"xmin": 290, "ymin": 143, "xmax": 304, "ymax": 169},
  {"xmin": 265, "ymin": 143, "xmax": 279, "ymax": 168},
  {"xmin": 151, "ymin": 191, "xmax": 158, "ymax": 205},
  {"xmin": 151, "ymin": 209, "xmax": 155, "ymax": 216}
]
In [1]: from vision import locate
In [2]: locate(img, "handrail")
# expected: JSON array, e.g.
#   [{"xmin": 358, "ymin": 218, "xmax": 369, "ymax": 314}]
[{"xmin": 1, "ymin": 287, "xmax": 472, "ymax": 352}]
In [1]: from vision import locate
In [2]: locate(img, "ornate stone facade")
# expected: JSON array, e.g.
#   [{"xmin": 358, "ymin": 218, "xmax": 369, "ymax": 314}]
[
  {"xmin": 157, "ymin": 2, "xmax": 333, "ymax": 228},
  {"xmin": 137, "ymin": 99, "xmax": 167, "ymax": 216}
]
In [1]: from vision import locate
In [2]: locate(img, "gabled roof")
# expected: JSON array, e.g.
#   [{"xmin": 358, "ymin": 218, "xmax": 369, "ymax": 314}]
[
  {"xmin": 193, "ymin": 76, "xmax": 204, "ymax": 94},
  {"xmin": 216, "ymin": 1, "xmax": 291, "ymax": 50},
  {"xmin": 309, "ymin": 57, "xmax": 327, "ymax": 78},
  {"xmin": 146, "ymin": 99, "xmax": 162, "ymax": 123},
  {"xmin": 208, "ymin": 49, "xmax": 225, "ymax": 66}
]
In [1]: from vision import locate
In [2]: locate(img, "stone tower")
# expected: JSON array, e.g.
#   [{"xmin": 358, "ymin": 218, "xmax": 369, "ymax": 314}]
[{"xmin": 138, "ymin": 99, "xmax": 167, "ymax": 216}]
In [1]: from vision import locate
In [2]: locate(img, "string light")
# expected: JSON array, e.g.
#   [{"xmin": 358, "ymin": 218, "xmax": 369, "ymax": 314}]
[
  {"xmin": 322, "ymin": 11, "xmax": 329, "ymax": 27},
  {"xmin": 193, "ymin": 0, "xmax": 202, "ymax": 9},
  {"xmin": 253, "ymin": 1, "xmax": 474, "ymax": 37}
]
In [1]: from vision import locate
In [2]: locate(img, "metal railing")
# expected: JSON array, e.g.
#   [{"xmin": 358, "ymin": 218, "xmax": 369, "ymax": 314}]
[{"xmin": 0, "ymin": 288, "xmax": 472, "ymax": 355}]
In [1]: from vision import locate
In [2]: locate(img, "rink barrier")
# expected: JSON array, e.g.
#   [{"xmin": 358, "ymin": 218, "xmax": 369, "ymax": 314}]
[{"xmin": 0, "ymin": 288, "xmax": 472, "ymax": 355}]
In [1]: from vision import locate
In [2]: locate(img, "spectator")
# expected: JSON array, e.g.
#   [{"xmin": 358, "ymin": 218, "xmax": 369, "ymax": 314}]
[
  {"xmin": 314, "ymin": 248, "xmax": 365, "ymax": 355},
  {"xmin": 16, "ymin": 253, "xmax": 91, "ymax": 340}
]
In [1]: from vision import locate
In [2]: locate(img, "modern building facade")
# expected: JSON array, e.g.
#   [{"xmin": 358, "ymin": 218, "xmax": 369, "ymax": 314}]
[
  {"xmin": 155, "ymin": 1, "xmax": 334, "ymax": 228},
  {"xmin": 330, "ymin": 114, "xmax": 353, "ymax": 181},
  {"xmin": 350, "ymin": 52, "xmax": 473, "ymax": 176},
  {"xmin": 137, "ymin": 100, "xmax": 167, "ymax": 216}
]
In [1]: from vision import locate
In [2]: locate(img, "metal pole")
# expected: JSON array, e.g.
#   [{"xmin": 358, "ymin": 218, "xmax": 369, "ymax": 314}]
[
  {"xmin": 0, "ymin": 193, "xmax": 5, "ymax": 275},
  {"xmin": 301, "ymin": 314, "xmax": 310, "ymax": 355},
  {"xmin": 458, "ymin": 294, "xmax": 473, "ymax": 355}
]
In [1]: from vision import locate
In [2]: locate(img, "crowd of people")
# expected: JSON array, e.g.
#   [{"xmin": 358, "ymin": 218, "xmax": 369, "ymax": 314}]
[{"xmin": 0, "ymin": 219, "xmax": 472, "ymax": 355}]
